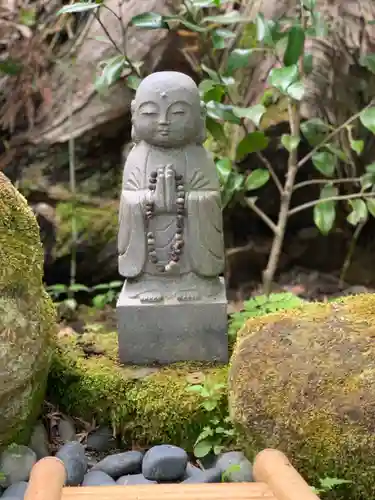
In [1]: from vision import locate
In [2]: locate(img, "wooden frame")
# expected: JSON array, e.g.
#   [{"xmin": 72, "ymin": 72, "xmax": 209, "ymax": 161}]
[{"xmin": 24, "ymin": 448, "xmax": 320, "ymax": 500}]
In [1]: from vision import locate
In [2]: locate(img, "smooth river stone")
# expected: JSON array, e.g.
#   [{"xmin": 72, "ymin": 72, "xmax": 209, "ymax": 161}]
[
  {"xmin": 91, "ymin": 451, "xmax": 143, "ymax": 479},
  {"xmin": 56, "ymin": 441, "xmax": 88, "ymax": 486},
  {"xmin": 0, "ymin": 446, "xmax": 36, "ymax": 487},
  {"xmin": 215, "ymin": 451, "xmax": 253, "ymax": 482},
  {"xmin": 142, "ymin": 445, "xmax": 188, "ymax": 482},
  {"xmin": 2, "ymin": 482, "xmax": 28, "ymax": 500},
  {"xmin": 82, "ymin": 471, "xmax": 116, "ymax": 486},
  {"xmin": 182, "ymin": 467, "xmax": 222, "ymax": 483},
  {"xmin": 117, "ymin": 474, "xmax": 156, "ymax": 485}
]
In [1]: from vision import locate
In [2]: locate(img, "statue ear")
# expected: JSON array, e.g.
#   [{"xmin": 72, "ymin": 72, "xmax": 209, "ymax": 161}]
[{"xmin": 131, "ymin": 100, "xmax": 136, "ymax": 114}]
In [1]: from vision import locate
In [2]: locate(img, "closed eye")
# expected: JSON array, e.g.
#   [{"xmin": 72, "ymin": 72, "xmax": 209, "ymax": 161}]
[{"xmin": 172, "ymin": 110, "xmax": 185, "ymax": 115}]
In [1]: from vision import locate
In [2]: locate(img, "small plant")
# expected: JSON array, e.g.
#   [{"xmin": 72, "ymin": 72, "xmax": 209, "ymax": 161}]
[
  {"xmin": 312, "ymin": 477, "xmax": 352, "ymax": 496},
  {"xmin": 229, "ymin": 292, "xmax": 304, "ymax": 338},
  {"xmin": 46, "ymin": 280, "xmax": 123, "ymax": 311},
  {"xmin": 186, "ymin": 378, "xmax": 235, "ymax": 458}
]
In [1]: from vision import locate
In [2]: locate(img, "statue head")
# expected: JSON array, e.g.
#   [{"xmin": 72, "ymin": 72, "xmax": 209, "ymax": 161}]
[{"xmin": 131, "ymin": 71, "xmax": 206, "ymax": 147}]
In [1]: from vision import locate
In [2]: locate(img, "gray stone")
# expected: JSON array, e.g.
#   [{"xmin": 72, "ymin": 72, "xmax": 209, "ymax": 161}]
[
  {"xmin": 82, "ymin": 471, "xmax": 116, "ymax": 486},
  {"xmin": 56, "ymin": 441, "xmax": 88, "ymax": 486},
  {"xmin": 182, "ymin": 467, "xmax": 222, "ymax": 483},
  {"xmin": 86, "ymin": 426, "xmax": 116, "ymax": 452},
  {"xmin": 142, "ymin": 445, "xmax": 188, "ymax": 482},
  {"xmin": 116, "ymin": 71, "xmax": 228, "ymax": 365},
  {"xmin": 117, "ymin": 474, "xmax": 156, "ymax": 485},
  {"xmin": 28, "ymin": 422, "xmax": 50, "ymax": 459},
  {"xmin": 91, "ymin": 451, "xmax": 143, "ymax": 479},
  {"xmin": 2, "ymin": 482, "xmax": 28, "ymax": 500},
  {"xmin": 215, "ymin": 451, "xmax": 253, "ymax": 482},
  {"xmin": 184, "ymin": 462, "xmax": 201, "ymax": 479},
  {"xmin": 58, "ymin": 417, "xmax": 76, "ymax": 443},
  {"xmin": 0, "ymin": 445, "xmax": 36, "ymax": 487}
]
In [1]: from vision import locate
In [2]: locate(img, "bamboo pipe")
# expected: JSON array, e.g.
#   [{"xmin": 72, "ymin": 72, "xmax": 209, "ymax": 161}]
[
  {"xmin": 253, "ymin": 449, "xmax": 320, "ymax": 500},
  {"xmin": 24, "ymin": 457, "xmax": 66, "ymax": 500}
]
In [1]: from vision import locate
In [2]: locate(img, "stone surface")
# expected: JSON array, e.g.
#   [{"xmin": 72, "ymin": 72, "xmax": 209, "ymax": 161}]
[
  {"xmin": 82, "ymin": 471, "xmax": 116, "ymax": 486},
  {"xmin": 91, "ymin": 451, "xmax": 143, "ymax": 479},
  {"xmin": 28, "ymin": 422, "xmax": 49, "ymax": 460},
  {"xmin": 0, "ymin": 445, "xmax": 36, "ymax": 487},
  {"xmin": 229, "ymin": 294, "xmax": 375, "ymax": 500},
  {"xmin": 2, "ymin": 481, "xmax": 28, "ymax": 499},
  {"xmin": 215, "ymin": 451, "xmax": 253, "ymax": 482},
  {"xmin": 58, "ymin": 417, "xmax": 76, "ymax": 443},
  {"xmin": 0, "ymin": 172, "xmax": 55, "ymax": 449},
  {"xmin": 56, "ymin": 441, "xmax": 88, "ymax": 486},
  {"xmin": 117, "ymin": 474, "xmax": 156, "ymax": 485},
  {"xmin": 116, "ymin": 71, "xmax": 228, "ymax": 365},
  {"xmin": 48, "ymin": 330, "xmax": 228, "ymax": 449},
  {"xmin": 117, "ymin": 280, "xmax": 228, "ymax": 364},
  {"xmin": 86, "ymin": 427, "xmax": 116, "ymax": 453},
  {"xmin": 142, "ymin": 445, "xmax": 188, "ymax": 482},
  {"xmin": 182, "ymin": 468, "xmax": 222, "ymax": 483},
  {"xmin": 184, "ymin": 462, "xmax": 201, "ymax": 478}
]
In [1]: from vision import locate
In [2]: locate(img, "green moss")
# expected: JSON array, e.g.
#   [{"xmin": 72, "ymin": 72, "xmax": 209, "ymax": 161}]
[
  {"xmin": 0, "ymin": 173, "xmax": 56, "ymax": 449},
  {"xmin": 55, "ymin": 201, "xmax": 118, "ymax": 258},
  {"xmin": 229, "ymin": 294, "xmax": 375, "ymax": 500},
  {"xmin": 48, "ymin": 329, "xmax": 228, "ymax": 449}
]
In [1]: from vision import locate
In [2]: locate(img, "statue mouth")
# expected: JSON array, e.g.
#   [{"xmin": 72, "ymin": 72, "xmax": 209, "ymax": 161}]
[{"xmin": 158, "ymin": 128, "xmax": 169, "ymax": 136}]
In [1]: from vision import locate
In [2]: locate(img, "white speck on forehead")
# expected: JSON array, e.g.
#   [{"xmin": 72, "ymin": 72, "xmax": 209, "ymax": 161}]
[{"xmin": 160, "ymin": 91, "xmax": 168, "ymax": 98}]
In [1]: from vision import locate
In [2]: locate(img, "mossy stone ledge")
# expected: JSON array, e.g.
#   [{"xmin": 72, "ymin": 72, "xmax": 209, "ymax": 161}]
[
  {"xmin": 229, "ymin": 294, "xmax": 375, "ymax": 500},
  {"xmin": 0, "ymin": 172, "xmax": 55, "ymax": 449},
  {"xmin": 48, "ymin": 328, "xmax": 228, "ymax": 449}
]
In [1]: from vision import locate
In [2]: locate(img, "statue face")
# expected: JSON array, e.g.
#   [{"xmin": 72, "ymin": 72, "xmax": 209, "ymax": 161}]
[{"xmin": 133, "ymin": 91, "xmax": 199, "ymax": 147}]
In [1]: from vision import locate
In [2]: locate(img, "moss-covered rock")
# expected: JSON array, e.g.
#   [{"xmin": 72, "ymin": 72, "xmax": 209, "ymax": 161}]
[
  {"xmin": 0, "ymin": 172, "xmax": 56, "ymax": 449},
  {"xmin": 48, "ymin": 326, "xmax": 228, "ymax": 449},
  {"xmin": 228, "ymin": 294, "xmax": 375, "ymax": 500}
]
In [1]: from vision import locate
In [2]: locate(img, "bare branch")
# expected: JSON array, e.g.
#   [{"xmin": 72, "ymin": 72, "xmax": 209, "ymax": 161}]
[
  {"xmin": 256, "ymin": 152, "xmax": 283, "ymax": 194},
  {"xmin": 245, "ymin": 198, "xmax": 279, "ymax": 234},
  {"xmin": 293, "ymin": 177, "xmax": 362, "ymax": 191},
  {"xmin": 288, "ymin": 192, "xmax": 375, "ymax": 216}
]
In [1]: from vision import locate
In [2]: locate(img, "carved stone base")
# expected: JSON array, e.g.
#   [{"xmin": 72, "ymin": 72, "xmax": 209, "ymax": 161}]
[{"xmin": 116, "ymin": 278, "xmax": 228, "ymax": 365}]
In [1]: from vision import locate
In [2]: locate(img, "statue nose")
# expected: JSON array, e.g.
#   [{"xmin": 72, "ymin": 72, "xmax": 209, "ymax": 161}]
[{"xmin": 158, "ymin": 114, "xmax": 169, "ymax": 125}]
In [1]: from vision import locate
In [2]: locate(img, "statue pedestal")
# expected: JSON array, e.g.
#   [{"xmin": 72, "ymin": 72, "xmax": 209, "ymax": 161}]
[{"xmin": 116, "ymin": 278, "xmax": 228, "ymax": 365}]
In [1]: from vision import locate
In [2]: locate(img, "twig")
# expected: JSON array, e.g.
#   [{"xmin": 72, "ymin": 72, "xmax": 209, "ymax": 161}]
[
  {"xmin": 256, "ymin": 152, "xmax": 283, "ymax": 194},
  {"xmin": 293, "ymin": 177, "xmax": 362, "ymax": 191},
  {"xmin": 297, "ymin": 98, "xmax": 375, "ymax": 169},
  {"xmin": 93, "ymin": 11, "xmax": 123, "ymax": 55},
  {"xmin": 339, "ymin": 220, "xmax": 365, "ymax": 286},
  {"xmin": 245, "ymin": 198, "xmax": 278, "ymax": 234},
  {"xmin": 288, "ymin": 192, "xmax": 375, "ymax": 216}
]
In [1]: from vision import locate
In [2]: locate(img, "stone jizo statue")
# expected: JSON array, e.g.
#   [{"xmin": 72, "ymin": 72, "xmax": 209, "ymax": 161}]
[{"xmin": 116, "ymin": 71, "xmax": 228, "ymax": 365}]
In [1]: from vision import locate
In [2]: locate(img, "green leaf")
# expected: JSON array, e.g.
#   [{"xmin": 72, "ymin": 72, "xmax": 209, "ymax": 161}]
[
  {"xmin": 95, "ymin": 56, "xmax": 127, "ymax": 92},
  {"xmin": 347, "ymin": 199, "xmax": 368, "ymax": 225},
  {"xmin": 359, "ymin": 53, "xmax": 375, "ymax": 74},
  {"xmin": 281, "ymin": 134, "xmax": 300, "ymax": 152},
  {"xmin": 211, "ymin": 28, "xmax": 235, "ymax": 49},
  {"xmin": 303, "ymin": 53, "xmax": 313, "ymax": 74},
  {"xmin": 206, "ymin": 117, "xmax": 227, "ymax": 143},
  {"xmin": 203, "ymin": 400, "xmax": 217, "ymax": 411},
  {"xmin": 268, "ymin": 65, "xmax": 299, "ymax": 93},
  {"xmin": 232, "ymin": 104, "xmax": 266, "ymax": 127},
  {"xmin": 186, "ymin": 384, "xmax": 204, "ymax": 393},
  {"xmin": 366, "ymin": 199, "xmax": 375, "ymax": 217},
  {"xmin": 68, "ymin": 284, "xmax": 90, "ymax": 293},
  {"xmin": 283, "ymin": 26, "xmax": 305, "ymax": 66},
  {"xmin": 313, "ymin": 185, "xmax": 338, "ymax": 235},
  {"xmin": 130, "ymin": 12, "xmax": 168, "ymax": 29},
  {"xmin": 126, "ymin": 75, "xmax": 141, "ymax": 90},
  {"xmin": 206, "ymin": 101, "xmax": 241, "ymax": 124},
  {"xmin": 109, "ymin": 280, "xmax": 123, "ymax": 288},
  {"xmin": 312, "ymin": 151, "xmax": 337, "ymax": 177},
  {"xmin": 0, "ymin": 59, "xmax": 23, "ymax": 75},
  {"xmin": 194, "ymin": 440, "xmax": 212, "ymax": 458},
  {"xmin": 245, "ymin": 169, "xmax": 270, "ymax": 190},
  {"xmin": 216, "ymin": 158, "xmax": 232, "ymax": 184},
  {"xmin": 350, "ymin": 139, "xmax": 364, "ymax": 155},
  {"xmin": 301, "ymin": 0, "xmax": 316, "ymax": 10},
  {"xmin": 360, "ymin": 173, "xmax": 375, "ymax": 190},
  {"xmin": 227, "ymin": 49, "xmax": 253, "ymax": 73},
  {"xmin": 201, "ymin": 64, "xmax": 220, "ymax": 82},
  {"xmin": 237, "ymin": 132, "xmax": 269, "ymax": 160},
  {"xmin": 287, "ymin": 81, "xmax": 305, "ymax": 100},
  {"xmin": 366, "ymin": 162, "xmax": 375, "ymax": 173},
  {"xmin": 203, "ymin": 11, "xmax": 250, "ymax": 24},
  {"xmin": 213, "ymin": 445, "xmax": 224, "ymax": 455},
  {"xmin": 360, "ymin": 107, "xmax": 375, "ymax": 133},
  {"xmin": 300, "ymin": 118, "xmax": 329, "ymax": 146},
  {"xmin": 256, "ymin": 13, "xmax": 276, "ymax": 46},
  {"xmin": 196, "ymin": 427, "xmax": 214, "ymax": 442},
  {"xmin": 177, "ymin": 18, "xmax": 208, "ymax": 33},
  {"xmin": 92, "ymin": 294, "xmax": 108, "ymax": 309},
  {"xmin": 57, "ymin": 2, "xmax": 101, "ymax": 14},
  {"xmin": 318, "ymin": 477, "xmax": 352, "ymax": 490}
]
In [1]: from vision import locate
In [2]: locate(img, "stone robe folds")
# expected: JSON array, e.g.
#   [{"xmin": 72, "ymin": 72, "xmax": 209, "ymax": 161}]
[{"xmin": 118, "ymin": 141, "xmax": 225, "ymax": 279}]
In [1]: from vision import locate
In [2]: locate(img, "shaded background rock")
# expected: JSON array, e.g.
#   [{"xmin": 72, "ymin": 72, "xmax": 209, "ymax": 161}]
[
  {"xmin": 228, "ymin": 294, "xmax": 375, "ymax": 500},
  {"xmin": 0, "ymin": 172, "xmax": 55, "ymax": 450}
]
